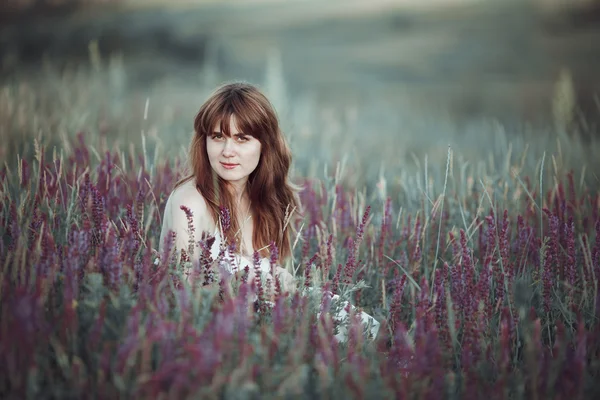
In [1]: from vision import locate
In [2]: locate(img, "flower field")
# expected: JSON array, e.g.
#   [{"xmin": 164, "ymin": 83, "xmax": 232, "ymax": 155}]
[{"xmin": 1, "ymin": 62, "xmax": 600, "ymax": 399}]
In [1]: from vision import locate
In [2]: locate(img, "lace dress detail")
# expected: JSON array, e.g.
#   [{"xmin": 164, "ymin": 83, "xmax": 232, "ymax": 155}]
[{"xmin": 209, "ymin": 228, "xmax": 273, "ymax": 277}]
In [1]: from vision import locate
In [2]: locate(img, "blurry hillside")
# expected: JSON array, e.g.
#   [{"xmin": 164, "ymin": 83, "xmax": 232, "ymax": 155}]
[{"xmin": 1, "ymin": 0, "xmax": 599, "ymax": 127}]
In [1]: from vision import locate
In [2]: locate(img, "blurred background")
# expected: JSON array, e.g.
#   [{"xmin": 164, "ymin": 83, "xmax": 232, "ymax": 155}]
[{"xmin": 1, "ymin": 0, "xmax": 600, "ymax": 184}]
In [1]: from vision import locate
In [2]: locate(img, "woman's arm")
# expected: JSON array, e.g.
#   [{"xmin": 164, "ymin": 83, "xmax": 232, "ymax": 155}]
[
  {"xmin": 273, "ymin": 266, "xmax": 297, "ymax": 294},
  {"xmin": 159, "ymin": 181, "xmax": 214, "ymax": 278}
]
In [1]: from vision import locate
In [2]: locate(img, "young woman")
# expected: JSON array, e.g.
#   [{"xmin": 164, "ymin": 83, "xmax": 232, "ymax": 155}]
[
  {"xmin": 159, "ymin": 81, "xmax": 379, "ymax": 341},
  {"xmin": 159, "ymin": 81, "xmax": 299, "ymax": 291}
]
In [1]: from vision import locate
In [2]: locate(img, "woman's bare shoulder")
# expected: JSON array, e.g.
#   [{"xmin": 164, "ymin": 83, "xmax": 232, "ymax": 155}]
[
  {"xmin": 168, "ymin": 178, "xmax": 204, "ymax": 203},
  {"xmin": 166, "ymin": 178, "xmax": 213, "ymax": 230}
]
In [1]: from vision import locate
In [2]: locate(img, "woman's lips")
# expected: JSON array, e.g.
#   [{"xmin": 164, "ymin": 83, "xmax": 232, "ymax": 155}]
[{"xmin": 220, "ymin": 162, "xmax": 239, "ymax": 170}]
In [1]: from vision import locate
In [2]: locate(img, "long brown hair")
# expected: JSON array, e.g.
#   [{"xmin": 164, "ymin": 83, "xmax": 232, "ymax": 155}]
[{"xmin": 175, "ymin": 82, "xmax": 300, "ymax": 260}]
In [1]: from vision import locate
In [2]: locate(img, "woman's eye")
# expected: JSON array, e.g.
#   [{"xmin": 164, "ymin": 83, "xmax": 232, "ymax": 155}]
[
  {"xmin": 211, "ymin": 134, "xmax": 223, "ymax": 140},
  {"xmin": 236, "ymin": 136, "xmax": 248, "ymax": 142}
]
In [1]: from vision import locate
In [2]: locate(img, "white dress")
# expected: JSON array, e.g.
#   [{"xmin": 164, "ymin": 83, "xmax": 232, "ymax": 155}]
[{"xmin": 158, "ymin": 182, "xmax": 380, "ymax": 342}]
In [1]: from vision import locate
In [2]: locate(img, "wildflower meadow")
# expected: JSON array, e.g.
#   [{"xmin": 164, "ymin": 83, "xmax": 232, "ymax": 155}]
[{"xmin": 1, "ymin": 57, "xmax": 600, "ymax": 399}]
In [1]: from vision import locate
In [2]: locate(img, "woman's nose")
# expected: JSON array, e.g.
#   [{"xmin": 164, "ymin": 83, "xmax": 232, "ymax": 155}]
[{"xmin": 222, "ymin": 138, "xmax": 236, "ymax": 156}]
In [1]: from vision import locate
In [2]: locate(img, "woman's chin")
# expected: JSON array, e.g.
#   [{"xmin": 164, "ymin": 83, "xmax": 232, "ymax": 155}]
[
  {"xmin": 220, "ymin": 173, "xmax": 243, "ymax": 181},
  {"xmin": 216, "ymin": 172, "xmax": 249, "ymax": 187}
]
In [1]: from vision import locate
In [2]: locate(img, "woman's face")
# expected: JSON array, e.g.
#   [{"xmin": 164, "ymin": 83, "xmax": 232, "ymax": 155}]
[{"xmin": 206, "ymin": 116, "xmax": 262, "ymax": 191}]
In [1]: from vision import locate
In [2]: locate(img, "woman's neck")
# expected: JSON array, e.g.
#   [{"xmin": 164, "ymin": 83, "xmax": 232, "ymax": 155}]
[{"xmin": 227, "ymin": 178, "xmax": 248, "ymax": 201}]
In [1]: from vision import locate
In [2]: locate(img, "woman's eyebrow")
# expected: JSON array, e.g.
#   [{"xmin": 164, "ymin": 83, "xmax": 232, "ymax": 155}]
[{"xmin": 212, "ymin": 131, "xmax": 247, "ymax": 136}]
